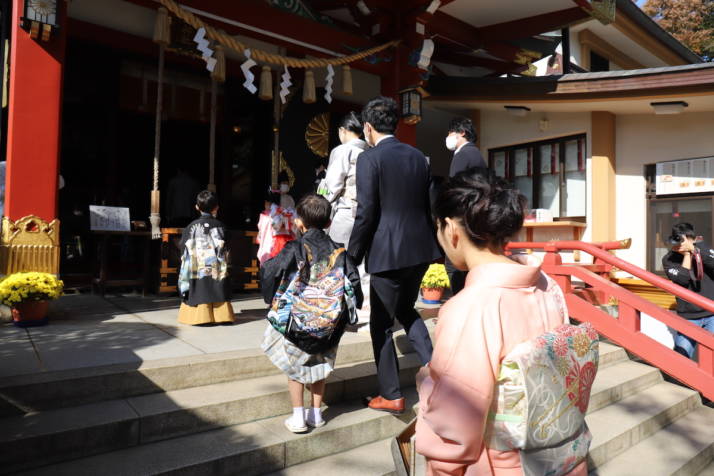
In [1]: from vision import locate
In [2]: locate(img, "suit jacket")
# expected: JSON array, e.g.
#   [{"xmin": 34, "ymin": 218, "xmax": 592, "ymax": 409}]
[
  {"xmin": 449, "ymin": 142, "xmax": 486, "ymax": 177},
  {"xmin": 349, "ymin": 137, "xmax": 442, "ymax": 274}
]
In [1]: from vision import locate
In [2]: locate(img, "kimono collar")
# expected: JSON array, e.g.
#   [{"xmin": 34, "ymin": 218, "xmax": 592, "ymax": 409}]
[
  {"xmin": 465, "ymin": 253, "xmax": 542, "ymax": 289},
  {"xmin": 347, "ymin": 138, "xmax": 369, "ymax": 151},
  {"xmin": 200, "ymin": 212, "xmax": 213, "ymax": 218}
]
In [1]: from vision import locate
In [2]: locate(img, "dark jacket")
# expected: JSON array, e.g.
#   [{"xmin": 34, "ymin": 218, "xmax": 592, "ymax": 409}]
[
  {"xmin": 260, "ymin": 229, "xmax": 364, "ymax": 353},
  {"xmin": 348, "ymin": 137, "xmax": 442, "ymax": 274},
  {"xmin": 449, "ymin": 142, "xmax": 486, "ymax": 177},
  {"xmin": 179, "ymin": 214, "xmax": 232, "ymax": 307},
  {"xmin": 662, "ymin": 241, "xmax": 714, "ymax": 319}
]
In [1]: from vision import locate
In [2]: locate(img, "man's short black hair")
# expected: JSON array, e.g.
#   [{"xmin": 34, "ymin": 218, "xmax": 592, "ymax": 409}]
[
  {"xmin": 672, "ymin": 222, "xmax": 696, "ymax": 238},
  {"xmin": 448, "ymin": 117, "xmax": 476, "ymax": 143},
  {"xmin": 361, "ymin": 96, "xmax": 399, "ymax": 135},
  {"xmin": 296, "ymin": 194, "xmax": 331, "ymax": 229},
  {"xmin": 196, "ymin": 190, "xmax": 218, "ymax": 213}
]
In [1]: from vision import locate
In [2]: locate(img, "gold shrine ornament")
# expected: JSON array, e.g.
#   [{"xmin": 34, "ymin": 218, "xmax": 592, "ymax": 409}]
[
  {"xmin": 305, "ymin": 113, "xmax": 330, "ymax": 158},
  {"xmin": 0, "ymin": 215, "xmax": 60, "ymax": 275}
]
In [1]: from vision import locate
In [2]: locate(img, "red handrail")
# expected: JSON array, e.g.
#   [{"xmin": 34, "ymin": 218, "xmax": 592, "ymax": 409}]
[{"xmin": 506, "ymin": 240, "xmax": 714, "ymax": 400}]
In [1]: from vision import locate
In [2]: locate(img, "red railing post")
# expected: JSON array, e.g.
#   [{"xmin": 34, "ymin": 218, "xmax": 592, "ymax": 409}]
[
  {"xmin": 505, "ymin": 238, "xmax": 714, "ymax": 400},
  {"xmin": 618, "ymin": 302, "xmax": 641, "ymax": 333},
  {"xmin": 700, "ymin": 346, "xmax": 714, "ymax": 375}
]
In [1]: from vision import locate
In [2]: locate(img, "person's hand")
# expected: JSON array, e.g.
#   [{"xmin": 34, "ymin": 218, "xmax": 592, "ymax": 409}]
[{"xmin": 673, "ymin": 236, "xmax": 695, "ymax": 254}]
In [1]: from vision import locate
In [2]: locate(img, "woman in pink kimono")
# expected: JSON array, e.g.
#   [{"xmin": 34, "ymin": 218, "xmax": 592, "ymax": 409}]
[{"xmin": 416, "ymin": 171, "xmax": 588, "ymax": 476}]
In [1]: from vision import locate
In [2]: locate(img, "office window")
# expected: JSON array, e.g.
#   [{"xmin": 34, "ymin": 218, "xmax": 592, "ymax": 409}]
[{"xmin": 489, "ymin": 134, "xmax": 586, "ymax": 219}]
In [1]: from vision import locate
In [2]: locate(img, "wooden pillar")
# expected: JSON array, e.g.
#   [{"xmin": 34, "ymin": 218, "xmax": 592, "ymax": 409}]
[
  {"xmin": 5, "ymin": 0, "xmax": 66, "ymax": 222},
  {"xmin": 1, "ymin": 0, "xmax": 66, "ymax": 274},
  {"xmin": 591, "ymin": 111, "xmax": 616, "ymax": 242},
  {"xmin": 471, "ymin": 109, "xmax": 481, "ymax": 149}
]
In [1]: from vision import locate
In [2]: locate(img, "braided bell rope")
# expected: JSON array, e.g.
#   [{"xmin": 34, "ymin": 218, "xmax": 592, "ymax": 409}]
[{"xmin": 157, "ymin": 0, "xmax": 400, "ymax": 68}]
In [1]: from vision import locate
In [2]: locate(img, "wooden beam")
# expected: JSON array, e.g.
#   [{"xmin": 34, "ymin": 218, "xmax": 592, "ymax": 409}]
[
  {"xmin": 579, "ymin": 29, "xmax": 644, "ymax": 70},
  {"xmin": 432, "ymin": 48, "xmax": 527, "ymax": 73},
  {"xmin": 478, "ymin": 7, "xmax": 588, "ymax": 43},
  {"xmin": 124, "ymin": 0, "xmax": 390, "ymax": 75},
  {"xmin": 612, "ymin": 8, "xmax": 688, "ymax": 66}
]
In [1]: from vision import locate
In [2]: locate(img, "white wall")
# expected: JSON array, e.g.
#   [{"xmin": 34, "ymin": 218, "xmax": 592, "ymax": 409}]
[
  {"xmin": 616, "ymin": 112, "xmax": 714, "ymax": 269},
  {"xmin": 479, "ymin": 110, "xmax": 593, "ymax": 262}
]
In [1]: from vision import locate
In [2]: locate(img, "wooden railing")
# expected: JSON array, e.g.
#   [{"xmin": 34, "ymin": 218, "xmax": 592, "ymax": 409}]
[{"xmin": 506, "ymin": 240, "xmax": 714, "ymax": 401}]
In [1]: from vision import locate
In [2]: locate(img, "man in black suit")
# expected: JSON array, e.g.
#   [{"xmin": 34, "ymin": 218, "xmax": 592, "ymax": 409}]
[
  {"xmin": 349, "ymin": 97, "xmax": 442, "ymax": 414},
  {"xmin": 444, "ymin": 117, "xmax": 487, "ymax": 294}
]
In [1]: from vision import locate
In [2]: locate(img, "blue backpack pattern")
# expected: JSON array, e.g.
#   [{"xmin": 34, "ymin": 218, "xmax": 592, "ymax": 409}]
[{"xmin": 267, "ymin": 243, "xmax": 357, "ymax": 353}]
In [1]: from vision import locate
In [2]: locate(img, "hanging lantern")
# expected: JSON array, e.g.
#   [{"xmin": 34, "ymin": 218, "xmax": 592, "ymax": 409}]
[
  {"xmin": 152, "ymin": 6, "xmax": 171, "ymax": 46},
  {"xmin": 259, "ymin": 66, "xmax": 273, "ymax": 101},
  {"xmin": 303, "ymin": 70, "xmax": 316, "ymax": 104},
  {"xmin": 341, "ymin": 65, "xmax": 353, "ymax": 96},
  {"xmin": 399, "ymin": 88, "xmax": 423, "ymax": 125},
  {"xmin": 22, "ymin": 0, "xmax": 61, "ymax": 41}
]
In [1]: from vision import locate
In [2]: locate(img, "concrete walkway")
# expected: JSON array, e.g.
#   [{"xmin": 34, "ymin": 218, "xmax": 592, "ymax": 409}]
[{"xmin": 0, "ymin": 293, "xmax": 379, "ymax": 379}]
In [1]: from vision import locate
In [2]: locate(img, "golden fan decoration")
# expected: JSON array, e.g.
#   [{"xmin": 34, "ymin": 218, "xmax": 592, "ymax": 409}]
[
  {"xmin": 278, "ymin": 151, "xmax": 296, "ymax": 188},
  {"xmin": 305, "ymin": 113, "xmax": 330, "ymax": 158}
]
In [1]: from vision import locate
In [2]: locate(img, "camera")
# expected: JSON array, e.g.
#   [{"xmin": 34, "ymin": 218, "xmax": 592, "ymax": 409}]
[{"xmin": 668, "ymin": 233, "xmax": 684, "ymax": 246}]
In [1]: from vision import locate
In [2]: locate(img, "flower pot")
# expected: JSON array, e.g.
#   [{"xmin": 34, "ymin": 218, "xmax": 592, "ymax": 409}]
[
  {"xmin": 421, "ymin": 287, "xmax": 445, "ymax": 304},
  {"xmin": 12, "ymin": 300, "xmax": 49, "ymax": 327}
]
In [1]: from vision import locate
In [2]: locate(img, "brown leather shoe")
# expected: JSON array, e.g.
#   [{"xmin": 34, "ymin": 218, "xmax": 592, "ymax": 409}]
[{"xmin": 364, "ymin": 395, "xmax": 405, "ymax": 414}]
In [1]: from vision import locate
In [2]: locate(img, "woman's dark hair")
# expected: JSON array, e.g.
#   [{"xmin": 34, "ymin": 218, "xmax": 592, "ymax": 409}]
[
  {"xmin": 340, "ymin": 111, "xmax": 363, "ymax": 135},
  {"xmin": 264, "ymin": 187, "xmax": 280, "ymax": 205},
  {"xmin": 434, "ymin": 170, "xmax": 527, "ymax": 251},
  {"xmin": 448, "ymin": 117, "xmax": 477, "ymax": 143},
  {"xmin": 278, "ymin": 170, "xmax": 290, "ymax": 184},
  {"xmin": 672, "ymin": 222, "xmax": 696, "ymax": 239},
  {"xmin": 361, "ymin": 96, "xmax": 398, "ymax": 134},
  {"xmin": 296, "ymin": 194, "xmax": 332, "ymax": 229},
  {"xmin": 196, "ymin": 190, "xmax": 218, "ymax": 213}
]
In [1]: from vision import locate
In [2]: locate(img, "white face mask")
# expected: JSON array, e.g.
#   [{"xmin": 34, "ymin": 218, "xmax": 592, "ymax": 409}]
[
  {"xmin": 280, "ymin": 183, "xmax": 289, "ymax": 193},
  {"xmin": 445, "ymin": 134, "xmax": 459, "ymax": 151}
]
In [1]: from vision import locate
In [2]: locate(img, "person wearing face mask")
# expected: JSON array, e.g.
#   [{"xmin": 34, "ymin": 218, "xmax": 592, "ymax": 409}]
[
  {"xmin": 444, "ymin": 117, "xmax": 487, "ymax": 295},
  {"xmin": 324, "ymin": 112, "xmax": 370, "ymax": 328},
  {"xmin": 446, "ymin": 117, "xmax": 486, "ymax": 177},
  {"xmin": 278, "ymin": 170, "xmax": 295, "ymax": 209},
  {"xmin": 349, "ymin": 96, "xmax": 441, "ymax": 414}
]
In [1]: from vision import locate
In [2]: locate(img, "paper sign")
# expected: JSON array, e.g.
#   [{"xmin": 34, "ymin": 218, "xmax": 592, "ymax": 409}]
[
  {"xmin": 89, "ymin": 206, "xmax": 131, "ymax": 232},
  {"xmin": 656, "ymin": 157, "xmax": 714, "ymax": 195}
]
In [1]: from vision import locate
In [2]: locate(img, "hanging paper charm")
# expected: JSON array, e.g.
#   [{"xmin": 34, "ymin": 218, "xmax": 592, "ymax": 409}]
[
  {"xmin": 280, "ymin": 66, "xmax": 292, "ymax": 104},
  {"xmin": 324, "ymin": 64, "xmax": 334, "ymax": 104},
  {"xmin": 241, "ymin": 49, "xmax": 258, "ymax": 94},
  {"xmin": 193, "ymin": 27, "xmax": 217, "ymax": 72}
]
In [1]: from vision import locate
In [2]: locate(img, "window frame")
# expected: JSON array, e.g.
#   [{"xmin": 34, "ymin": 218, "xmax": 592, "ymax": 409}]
[{"xmin": 488, "ymin": 133, "xmax": 587, "ymax": 222}]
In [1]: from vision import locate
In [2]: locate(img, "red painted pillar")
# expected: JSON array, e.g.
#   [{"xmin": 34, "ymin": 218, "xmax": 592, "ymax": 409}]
[
  {"xmin": 5, "ymin": 0, "xmax": 67, "ymax": 222},
  {"xmin": 381, "ymin": 44, "xmax": 418, "ymax": 146}
]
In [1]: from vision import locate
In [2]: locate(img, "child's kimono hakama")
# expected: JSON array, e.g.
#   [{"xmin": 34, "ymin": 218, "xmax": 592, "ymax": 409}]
[
  {"xmin": 177, "ymin": 213, "xmax": 234, "ymax": 325},
  {"xmin": 259, "ymin": 229, "xmax": 362, "ymax": 384}
]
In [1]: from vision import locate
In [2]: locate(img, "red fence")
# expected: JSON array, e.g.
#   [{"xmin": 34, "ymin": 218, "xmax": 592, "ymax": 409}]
[{"xmin": 506, "ymin": 240, "xmax": 714, "ymax": 401}]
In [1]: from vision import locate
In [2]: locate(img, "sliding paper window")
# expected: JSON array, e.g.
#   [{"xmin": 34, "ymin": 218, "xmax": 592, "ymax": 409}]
[{"xmin": 488, "ymin": 134, "xmax": 586, "ymax": 219}]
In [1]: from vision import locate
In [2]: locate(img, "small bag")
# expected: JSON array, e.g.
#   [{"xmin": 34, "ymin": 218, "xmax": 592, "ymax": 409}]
[{"xmin": 485, "ymin": 322, "xmax": 599, "ymax": 476}]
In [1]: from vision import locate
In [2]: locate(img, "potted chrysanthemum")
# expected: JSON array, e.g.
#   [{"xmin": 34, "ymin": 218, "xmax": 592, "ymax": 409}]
[
  {"xmin": 0, "ymin": 272, "xmax": 63, "ymax": 327},
  {"xmin": 421, "ymin": 264, "xmax": 450, "ymax": 304}
]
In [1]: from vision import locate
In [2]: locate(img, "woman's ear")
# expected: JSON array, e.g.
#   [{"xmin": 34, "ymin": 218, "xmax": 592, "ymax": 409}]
[{"xmin": 445, "ymin": 217, "xmax": 460, "ymax": 249}]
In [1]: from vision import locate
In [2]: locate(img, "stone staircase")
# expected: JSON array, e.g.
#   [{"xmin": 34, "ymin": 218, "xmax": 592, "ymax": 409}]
[{"xmin": 1, "ymin": 323, "xmax": 713, "ymax": 475}]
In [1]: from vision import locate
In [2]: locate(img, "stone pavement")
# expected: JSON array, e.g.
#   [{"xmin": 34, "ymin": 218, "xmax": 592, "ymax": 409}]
[{"xmin": 0, "ymin": 292, "xmax": 381, "ymax": 379}]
